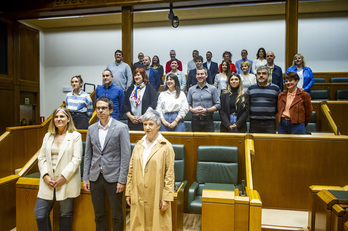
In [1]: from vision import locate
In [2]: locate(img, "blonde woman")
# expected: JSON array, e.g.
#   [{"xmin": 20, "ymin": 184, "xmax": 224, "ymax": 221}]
[
  {"xmin": 35, "ymin": 107, "xmax": 82, "ymax": 231},
  {"xmin": 239, "ymin": 61, "xmax": 256, "ymax": 90},
  {"xmin": 219, "ymin": 73, "xmax": 249, "ymax": 133}
]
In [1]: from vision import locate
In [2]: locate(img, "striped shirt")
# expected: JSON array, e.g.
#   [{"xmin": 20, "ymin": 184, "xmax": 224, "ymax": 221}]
[
  {"xmin": 246, "ymin": 83, "xmax": 280, "ymax": 120},
  {"xmin": 65, "ymin": 90, "xmax": 93, "ymax": 116}
]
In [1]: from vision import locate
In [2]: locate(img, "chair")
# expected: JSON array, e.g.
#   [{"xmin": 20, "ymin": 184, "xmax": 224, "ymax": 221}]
[
  {"xmin": 336, "ymin": 90, "xmax": 348, "ymax": 101},
  {"xmin": 184, "ymin": 111, "xmax": 192, "ymax": 131},
  {"xmin": 188, "ymin": 146, "xmax": 239, "ymax": 214},
  {"xmin": 213, "ymin": 111, "xmax": 221, "ymax": 131},
  {"xmin": 172, "ymin": 144, "xmax": 187, "ymax": 189},
  {"xmin": 306, "ymin": 111, "xmax": 317, "ymax": 133},
  {"xmin": 314, "ymin": 78, "xmax": 325, "ymax": 83},
  {"xmin": 330, "ymin": 77, "xmax": 348, "ymax": 83},
  {"xmin": 80, "ymin": 141, "xmax": 86, "ymax": 178},
  {"xmin": 310, "ymin": 90, "xmax": 329, "ymax": 101}
]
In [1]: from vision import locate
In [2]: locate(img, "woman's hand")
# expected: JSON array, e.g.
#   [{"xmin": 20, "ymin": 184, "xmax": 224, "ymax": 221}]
[
  {"xmin": 231, "ymin": 123, "xmax": 237, "ymax": 129},
  {"xmin": 43, "ymin": 175, "xmax": 55, "ymax": 188},
  {"xmin": 126, "ymin": 196, "xmax": 131, "ymax": 206},
  {"xmin": 169, "ymin": 120, "xmax": 178, "ymax": 128},
  {"xmin": 53, "ymin": 176, "xmax": 66, "ymax": 188},
  {"xmin": 159, "ymin": 200, "xmax": 169, "ymax": 211},
  {"xmin": 130, "ymin": 115, "xmax": 139, "ymax": 124}
]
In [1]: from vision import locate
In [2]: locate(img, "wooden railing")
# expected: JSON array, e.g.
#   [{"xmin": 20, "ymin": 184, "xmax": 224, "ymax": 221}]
[{"xmin": 321, "ymin": 102, "xmax": 340, "ymax": 135}]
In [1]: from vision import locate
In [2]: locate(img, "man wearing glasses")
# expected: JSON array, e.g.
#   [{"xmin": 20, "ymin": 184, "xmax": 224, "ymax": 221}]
[{"xmin": 83, "ymin": 96, "xmax": 131, "ymax": 230}]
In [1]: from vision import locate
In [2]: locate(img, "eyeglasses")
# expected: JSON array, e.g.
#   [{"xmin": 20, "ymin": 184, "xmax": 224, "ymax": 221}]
[{"xmin": 96, "ymin": 106, "xmax": 109, "ymax": 111}]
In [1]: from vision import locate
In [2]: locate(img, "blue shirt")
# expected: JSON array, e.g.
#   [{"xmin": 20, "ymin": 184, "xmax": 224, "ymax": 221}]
[
  {"xmin": 95, "ymin": 83, "xmax": 125, "ymax": 120},
  {"xmin": 235, "ymin": 58, "xmax": 253, "ymax": 74},
  {"xmin": 187, "ymin": 83, "xmax": 221, "ymax": 112},
  {"xmin": 66, "ymin": 90, "xmax": 93, "ymax": 116},
  {"xmin": 106, "ymin": 61, "xmax": 133, "ymax": 92}
]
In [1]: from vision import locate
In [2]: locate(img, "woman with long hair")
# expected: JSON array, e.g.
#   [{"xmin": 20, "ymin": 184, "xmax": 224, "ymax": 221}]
[
  {"xmin": 251, "ymin": 47, "xmax": 267, "ymax": 74},
  {"xmin": 214, "ymin": 60, "xmax": 231, "ymax": 96},
  {"xmin": 156, "ymin": 73, "xmax": 189, "ymax": 132},
  {"xmin": 151, "ymin": 55, "xmax": 164, "ymax": 82},
  {"xmin": 34, "ymin": 107, "xmax": 82, "ymax": 231},
  {"xmin": 219, "ymin": 73, "xmax": 249, "ymax": 132}
]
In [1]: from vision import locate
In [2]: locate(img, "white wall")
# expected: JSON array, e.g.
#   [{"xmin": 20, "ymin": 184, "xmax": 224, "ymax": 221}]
[{"xmin": 39, "ymin": 15, "xmax": 348, "ymax": 117}]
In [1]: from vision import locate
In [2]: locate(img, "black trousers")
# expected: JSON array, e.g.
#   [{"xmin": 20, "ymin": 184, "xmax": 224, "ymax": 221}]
[
  {"xmin": 191, "ymin": 115, "xmax": 214, "ymax": 132},
  {"xmin": 90, "ymin": 174, "xmax": 123, "ymax": 231},
  {"xmin": 70, "ymin": 112, "xmax": 89, "ymax": 129},
  {"xmin": 249, "ymin": 119, "xmax": 276, "ymax": 134}
]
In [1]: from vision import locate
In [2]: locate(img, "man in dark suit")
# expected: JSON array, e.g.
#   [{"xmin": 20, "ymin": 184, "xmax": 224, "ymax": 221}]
[
  {"xmin": 83, "ymin": 96, "xmax": 131, "ymax": 231},
  {"xmin": 132, "ymin": 52, "xmax": 145, "ymax": 72},
  {"xmin": 187, "ymin": 55, "xmax": 212, "ymax": 88},
  {"xmin": 143, "ymin": 55, "xmax": 162, "ymax": 91},
  {"xmin": 266, "ymin": 51, "xmax": 284, "ymax": 91},
  {"xmin": 203, "ymin": 51, "xmax": 218, "ymax": 83}
]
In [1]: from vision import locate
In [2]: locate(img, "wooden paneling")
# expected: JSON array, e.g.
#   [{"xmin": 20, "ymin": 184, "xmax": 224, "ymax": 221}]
[
  {"xmin": 122, "ymin": 6, "xmax": 133, "ymax": 67},
  {"xmin": 252, "ymin": 135, "xmax": 348, "ymax": 210},
  {"xmin": 18, "ymin": 23, "xmax": 39, "ymax": 83},
  {"xmin": 327, "ymin": 102, "xmax": 348, "ymax": 135},
  {"xmin": 0, "ymin": 175, "xmax": 19, "ymax": 231},
  {"xmin": 0, "ymin": 88, "xmax": 15, "ymax": 134},
  {"xmin": 285, "ymin": 0, "xmax": 298, "ymax": 69},
  {"xmin": 311, "ymin": 83, "xmax": 348, "ymax": 100},
  {"xmin": 314, "ymin": 72, "xmax": 348, "ymax": 83}
]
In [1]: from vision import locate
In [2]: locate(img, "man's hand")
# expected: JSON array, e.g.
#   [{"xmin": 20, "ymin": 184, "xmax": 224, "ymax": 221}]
[
  {"xmin": 192, "ymin": 106, "xmax": 205, "ymax": 114},
  {"xmin": 83, "ymin": 181, "xmax": 90, "ymax": 191},
  {"xmin": 116, "ymin": 182, "xmax": 125, "ymax": 193}
]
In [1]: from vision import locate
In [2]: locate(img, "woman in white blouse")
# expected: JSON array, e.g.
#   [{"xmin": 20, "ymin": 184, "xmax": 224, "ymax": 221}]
[
  {"xmin": 252, "ymin": 47, "xmax": 267, "ymax": 74},
  {"xmin": 240, "ymin": 61, "xmax": 256, "ymax": 90},
  {"xmin": 156, "ymin": 73, "xmax": 189, "ymax": 132}
]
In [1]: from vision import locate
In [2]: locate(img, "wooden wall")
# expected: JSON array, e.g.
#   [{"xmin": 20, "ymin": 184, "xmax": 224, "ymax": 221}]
[
  {"xmin": 252, "ymin": 134, "xmax": 348, "ymax": 210},
  {"xmin": 0, "ymin": 18, "xmax": 40, "ymax": 134}
]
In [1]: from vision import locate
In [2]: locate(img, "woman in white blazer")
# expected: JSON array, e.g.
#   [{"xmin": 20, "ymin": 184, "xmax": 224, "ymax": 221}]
[{"xmin": 34, "ymin": 107, "xmax": 82, "ymax": 231}]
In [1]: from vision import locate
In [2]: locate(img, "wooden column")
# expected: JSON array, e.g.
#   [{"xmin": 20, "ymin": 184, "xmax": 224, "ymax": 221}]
[
  {"xmin": 285, "ymin": 0, "xmax": 298, "ymax": 69},
  {"xmin": 122, "ymin": 6, "xmax": 133, "ymax": 68}
]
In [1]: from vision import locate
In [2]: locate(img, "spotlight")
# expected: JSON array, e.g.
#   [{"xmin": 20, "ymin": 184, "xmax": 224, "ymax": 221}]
[{"xmin": 168, "ymin": 3, "xmax": 179, "ymax": 28}]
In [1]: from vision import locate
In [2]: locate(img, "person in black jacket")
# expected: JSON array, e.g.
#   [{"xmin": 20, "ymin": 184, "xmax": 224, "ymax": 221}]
[
  {"xmin": 123, "ymin": 68, "xmax": 158, "ymax": 131},
  {"xmin": 219, "ymin": 73, "xmax": 249, "ymax": 133}
]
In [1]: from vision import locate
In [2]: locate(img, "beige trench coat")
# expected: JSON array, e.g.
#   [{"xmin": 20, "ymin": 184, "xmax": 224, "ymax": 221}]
[{"xmin": 125, "ymin": 136, "xmax": 175, "ymax": 231}]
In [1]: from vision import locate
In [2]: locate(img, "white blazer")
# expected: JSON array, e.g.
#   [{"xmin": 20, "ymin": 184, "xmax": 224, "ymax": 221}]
[{"xmin": 37, "ymin": 131, "xmax": 82, "ymax": 201}]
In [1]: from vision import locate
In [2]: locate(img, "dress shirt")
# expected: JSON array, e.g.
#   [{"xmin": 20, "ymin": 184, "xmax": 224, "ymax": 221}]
[
  {"xmin": 235, "ymin": 58, "xmax": 253, "ymax": 74},
  {"xmin": 98, "ymin": 118, "xmax": 112, "ymax": 150},
  {"xmin": 206, "ymin": 61, "xmax": 211, "ymax": 70},
  {"xmin": 65, "ymin": 90, "xmax": 93, "ymax": 116},
  {"xmin": 106, "ymin": 61, "xmax": 133, "ymax": 92},
  {"xmin": 156, "ymin": 90, "xmax": 189, "ymax": 119},
  {"xmin": 164, "ymin": 70, "xmax": 187, "ymax": 91},
  {"xmin": 95, "ymin": 83, "xmax": 125, "ymax": 120},
  {"xmin": 187, "ymin": 83, "xmax": 221, "ymax": 112},
  {"xmin": 141, "ymin": 133, "xmax": 163, "ymax": 176},
  {"xmin": 187, "ymin": 60, "xmax": 196, "ymax": 74},
  {"xmin": 282, "ymin": 89, "xmax": 297, "ymax": 118}
]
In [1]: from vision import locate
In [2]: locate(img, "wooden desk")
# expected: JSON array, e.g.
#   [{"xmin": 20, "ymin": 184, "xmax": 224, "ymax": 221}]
[
  {"xmin": 313, "ymin": 190, "xmax": 348, "ymax": 231},
  {"xmin": 172, "ymin": 182, "xmax": 184, "ymax": 231},
  {"xmin": 201, "ymin": 183, "xmax": 235, "ymax": 231}
]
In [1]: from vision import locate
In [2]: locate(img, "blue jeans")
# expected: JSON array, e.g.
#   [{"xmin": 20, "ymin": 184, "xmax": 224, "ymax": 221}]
[
  {"xmin": 278, "ymin": 118, "xmax": 306, "ymax": 134},
  {"xmin": 160, "ymin": 112, "xmax": 185, "ymax": 132},
  {"xmin": 34, "ymin": 195, "xmax": 75, "ymax": 231}
]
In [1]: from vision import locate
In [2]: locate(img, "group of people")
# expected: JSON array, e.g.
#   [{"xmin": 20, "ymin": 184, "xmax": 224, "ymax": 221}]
[
  {"xmin": 35, "ymin": 102, "xmax": 174, "ymax": 230},
  {"xmin": 35, "ymin": 48, "xmax": 315, "ymax": 230}
]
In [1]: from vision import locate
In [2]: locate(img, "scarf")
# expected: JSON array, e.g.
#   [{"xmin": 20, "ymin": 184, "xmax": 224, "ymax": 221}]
[{"xmin": 130, "ymin": 83, "xmax": 146, "ymax": 106}]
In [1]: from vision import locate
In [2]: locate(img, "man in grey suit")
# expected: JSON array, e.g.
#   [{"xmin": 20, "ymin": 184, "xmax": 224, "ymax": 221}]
[{"xmin": 83, "ymin": 96, "xmax": 131, "ymax": 231}]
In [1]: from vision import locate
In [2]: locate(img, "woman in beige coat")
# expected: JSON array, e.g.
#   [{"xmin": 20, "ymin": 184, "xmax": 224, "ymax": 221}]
[
  {"xmin": 126, "ymin": 108, "xmax": 175, "ymax": 231},
  {"xmin": 34, "ymin": 107, "xmax": 82, "ymax": 231}
]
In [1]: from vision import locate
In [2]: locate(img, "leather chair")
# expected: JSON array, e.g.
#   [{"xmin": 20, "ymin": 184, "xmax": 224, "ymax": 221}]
[
  {"xmin": 311, "ymin": 90, "xmax": 330, "ymax": 101},
  {"xmin": 331, "ymin": 77, "xmax": 348, "ymax": 83},
  {"xmin": 213, "ymin": 111, "xmax": 221, "ymax": 131},
  {"xmin": 306, "ymin": 111, "xmax": 317, "ymax": 133},
  {"xmin": 188, "ymin": 145, "xmax": 239, "ymax": 214},
  {"xmin": 337, "ymin": 90, "xmax": 348, "ymax": 101},
  {"xmin": 314, "ymin": 78, "xmax": 325, "ymax": 83},
  {"xmin": 120, "ymin": 113, "xmax": 128, "ymax": 125},
  {"xmin": 172, "ymin": 144, "xmax": 187, "ymax": 189},
  {"xmin": 184, "ymin": 111, "xmax": 192, "ymax": 131},
  {"xmin": 80, "ymin": 141, "xmax": 86, "ymax": 179}
]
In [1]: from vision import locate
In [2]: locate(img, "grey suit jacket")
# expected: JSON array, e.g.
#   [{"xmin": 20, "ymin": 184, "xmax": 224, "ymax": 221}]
[{"xmin": 83, "ymin": 118, "xmax": 131, "ymax": 184}]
